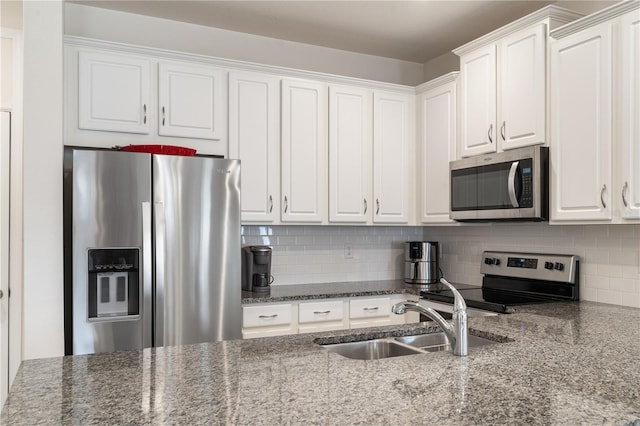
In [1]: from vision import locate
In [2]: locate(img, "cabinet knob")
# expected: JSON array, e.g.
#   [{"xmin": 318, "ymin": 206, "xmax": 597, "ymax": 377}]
[{"xmin": 622, "ymin": 182, "xmax": 629, "ymax": 208}]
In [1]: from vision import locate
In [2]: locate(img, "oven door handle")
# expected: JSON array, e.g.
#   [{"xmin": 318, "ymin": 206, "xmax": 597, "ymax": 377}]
[{"xmin": 508, "ymin": 161, "xmax": 520, "ymax": 208}]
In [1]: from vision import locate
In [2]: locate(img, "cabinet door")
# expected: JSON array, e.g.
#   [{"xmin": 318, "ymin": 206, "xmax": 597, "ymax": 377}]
[
  {"xmin": 78, "ymin": 51, "xmax": 150, "ymax": 134},
  {"xmin": 229, "ymin": 71, "xmax": 280, "ymax": 223},
  {"xmin": 620, "ymin": 11, "xmax": 640, "ymax": 220},
  {"xmin": 373, "ymin": 91, "xmax": 410, "ymax": 224},
  {"xmin": 329, "ymin": 85, "xmax": 372, "ymax": 223},
  {"xmin": 459, "ymin": 44, "xmax": 497, "ymax": 157},
  {"xmin": 550, "ymin": 24, "xmax": 613, "ymax": 221},
  {"xmin": 158, "ymin": 62, "xmax": 225, "ymax": 140},
  {"xmin": 419, "ymin": 81, "xmax": 457, "ymax": 224},
  {"xmin": 281, "ymin": 79, "xmax": 328, "ymax": 223},
  {"xmin": 499, "ymin": 24, "xmax": 547, "ymax": 150}
]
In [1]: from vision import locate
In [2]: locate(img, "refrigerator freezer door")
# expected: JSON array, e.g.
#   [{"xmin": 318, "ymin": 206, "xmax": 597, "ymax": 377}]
[
  {"xmin": 153, "ymin": 155, "xmax": 242, "ymax": 346},
  {"xmin": 65, "ymin": 149, "xmax": 152, "ymax": 355}
]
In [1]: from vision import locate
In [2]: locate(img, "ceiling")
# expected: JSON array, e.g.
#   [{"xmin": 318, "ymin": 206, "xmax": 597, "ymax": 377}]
[{"xmin": 69, "ymin": 1, "xmax": 603, "ymax": 64}]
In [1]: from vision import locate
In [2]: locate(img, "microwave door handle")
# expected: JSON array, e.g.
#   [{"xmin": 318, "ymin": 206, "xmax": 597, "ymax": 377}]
[{"xmin": 508, "ymin": 161, "xmax": 520, "ymax": 208}]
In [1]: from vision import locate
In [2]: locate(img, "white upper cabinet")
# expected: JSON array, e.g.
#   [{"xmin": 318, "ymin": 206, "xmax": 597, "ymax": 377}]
[
  {"xmin": 459, "ymin": 24, "xmax": 546, "ymax": 158},
  {"xmin": 228, "ymin": 71, "xmax": 280, "ymax": 223},
  {"xmin": 550, "ymin": 2, "xmax": 640, "ymax": 223},
  {"xmin": 329, "ymin": 85, "xmax": 373, "ymax": 223},
  {"xmin": 619, "ymin": 11, "xmax": 640, "ymax": 220},
  {"xmin": 459, "ymin": 44, "xmax": 497, "ymax": 157},
  {"xmin": 158, "ymin": 62, "xmax": 225, "ymax": 140},
  {"xmin": 417, "ymin": 74, "xmax": 458, "ymax": 224},
  {"xmin": 373, "ymin": 91, "xmax": 410, "ymax": 224},
  {"xmin": 499, "ymin": 24, "xmax": 547, "ymax": 150},
  {"xmin": 78, "ymin": 50, "xmax": 150, "ymax": 134},
  {"xmin": 455, "ymin": 7, "xmax": 584, "ymax": 159},
  {"xmin": 281, "ymin": 79, "xmax": 328, "ymax": 223},
  {"xmin": 551, "ymin": 22, "xmax": 613, "ymax": 221}
]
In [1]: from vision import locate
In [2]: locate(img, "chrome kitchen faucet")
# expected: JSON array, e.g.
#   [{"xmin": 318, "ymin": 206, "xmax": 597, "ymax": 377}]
[{"xmin": 392, "ymin": 278, "xmax": 468, "ymax": 356}]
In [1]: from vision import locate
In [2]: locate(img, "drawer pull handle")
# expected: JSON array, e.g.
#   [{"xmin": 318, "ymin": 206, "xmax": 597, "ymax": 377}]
[
  {"xmin": 313, "ymin": 310, "xmax": 331, "ymax": 315},
  {"xmin": 500, "ymin": 121, "xmax": 506, "ymax": 141},
  {"xmin": 363, "ymin": 307, "xmax": 379, "ymax": 311},
  {"xmin": 284, "ymin": 195, "xmax": 288, "ymax": 213},
  {"xmin": 600, "ymin": 184, "xmax": 607, "ymax": 209},
  {"xmin": 363, "ymin": 198, "xmax": 367, "ymax": 214},
  {"xmin": 488, "ymin": 124, "xmax": 493, "ymax": 143},
  {"xmin": 258, "ymin": 314, "xmax": 278, "ymax": 319},
  {"xmin": 622, "ymin": 182, "xmax": 629, "ymax": 207},
  {"xmin": 268, "ymin": 195, "xmax": 273, "ymax": 213}
]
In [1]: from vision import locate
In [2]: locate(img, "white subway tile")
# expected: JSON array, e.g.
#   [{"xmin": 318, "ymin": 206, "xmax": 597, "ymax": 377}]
[
  {"xmin": 597, "ymin": 264, "xmax": 623, "ymax": 278},
  {"xmin": 584, "ymin": 275, "xmax": 610, "ymax": 290},
  {"xmin": 596, "ymin": 289, "xmax": 623, "ymax": 306}
]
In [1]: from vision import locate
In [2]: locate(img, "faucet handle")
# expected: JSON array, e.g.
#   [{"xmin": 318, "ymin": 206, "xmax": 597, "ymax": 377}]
[{"xmin": 439, "ymin": 278, "xmax": 467, "ymax": 312}]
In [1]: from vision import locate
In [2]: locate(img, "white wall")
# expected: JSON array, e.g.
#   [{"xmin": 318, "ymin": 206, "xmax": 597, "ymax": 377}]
[
  {"xmin": 0, "ymin": 0, "xmax": 23, "ymax": 30},
  {"xmin": 22, "ymin": 1, "xmax": 64, "ymax": 359},
  {"xmin": 64, "ymin": 3, "xmax": 425, "ymax": 86},
  {"xmin": 424, "ymin": 224, "xmax": 640, "ymax": 308}
]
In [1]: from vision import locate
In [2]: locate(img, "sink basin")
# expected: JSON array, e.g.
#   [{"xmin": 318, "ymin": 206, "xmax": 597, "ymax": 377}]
[
  {"xmin": 320, "ymin": 332, "xmax": 501, "ymax": 359},
  {"xmin": 395, "ymin": 332, "xmax": 497, "ymax": 352},
  {"xmin": 321, "ymin": 339, "xmax": 424, "ymax": 360}
]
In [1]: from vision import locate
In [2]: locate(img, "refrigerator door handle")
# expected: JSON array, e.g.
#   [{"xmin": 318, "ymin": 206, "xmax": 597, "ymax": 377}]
[
  {"xmin": 154, "ymin": 202, "xmax": 166, "ymax": 347},
  {"xmin": 142, "ymin": 202, "xmax": 153, "ymax": 349}
]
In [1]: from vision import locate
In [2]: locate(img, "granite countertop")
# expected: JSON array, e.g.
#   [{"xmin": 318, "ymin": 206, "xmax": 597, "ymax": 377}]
[
  {"xmin": 3, "ymin": 301, "xmax": 640, "ymax": 425},
  {"xmin": 242, "ymin": 279, "xmax": 422, "ymax": 303}
]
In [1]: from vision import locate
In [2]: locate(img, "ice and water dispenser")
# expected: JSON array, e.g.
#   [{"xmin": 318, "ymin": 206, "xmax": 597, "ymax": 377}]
[{"xmin": 87, "ymin": 249, "xmax": 140, "ymax": 319}]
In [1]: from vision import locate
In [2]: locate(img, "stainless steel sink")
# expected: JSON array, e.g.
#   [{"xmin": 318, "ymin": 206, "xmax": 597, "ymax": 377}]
[
  {"xmin": 321, "ymin": 339, "xmax": 424, "ymax": 360},
  {"xmin": 395, "ymin": 332, "xmax": 496, "ymax": 352},
  {"xmin": 321, "ymin": 332, "xmax": 499, "ymax": 359}
]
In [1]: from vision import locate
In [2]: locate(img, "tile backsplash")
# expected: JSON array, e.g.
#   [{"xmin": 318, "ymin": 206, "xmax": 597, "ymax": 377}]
[{"xmin": 241, "ymin": 224, "xmax": 640, "ymax": 309}]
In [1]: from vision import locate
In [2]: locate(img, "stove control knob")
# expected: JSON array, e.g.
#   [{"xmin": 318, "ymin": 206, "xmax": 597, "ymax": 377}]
[
  {"xmin": 484, "ymin": 257, "xmax": 493, "ymax": 265},
  {"xmin": 544, "ymin": 261, "xmax": 554, "ymax": 270},
  {"xmin": 554, "ymin": 262, "xmax": 565, "ymax": 271},
  {"xmin": 494, "ymin": 258, "xmax": 501, "ymax": 266}
]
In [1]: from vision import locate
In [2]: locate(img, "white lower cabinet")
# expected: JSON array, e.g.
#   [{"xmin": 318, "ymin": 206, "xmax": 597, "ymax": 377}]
[
  {"xmin": 298, "ymin": 300, "xmax": 348, "ymax": 334},
  {"xmin": 242, "ymin": 303, "xmax": 296, "ymax": 339},
  {"xmin": 242, "ymin": 294, "xmax": 419, "ymax": 339},
  {"xmin": 349, "ymin": 296, "xmax": 392, "ymax": 329}
]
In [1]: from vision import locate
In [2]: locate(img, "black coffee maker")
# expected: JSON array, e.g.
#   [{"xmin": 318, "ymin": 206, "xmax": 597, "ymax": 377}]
[{"xmin": 241, "ymin": 246, "xmax": 273, "ymax": 292}]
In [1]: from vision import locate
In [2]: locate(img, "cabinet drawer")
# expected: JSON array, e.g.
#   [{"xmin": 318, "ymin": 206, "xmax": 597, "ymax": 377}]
[
  {"xmin": 349, "ymin": 297, "xmax": 391, "ymax": 319},
  {"xmin": 243, "ymin": 304, "xmax": 293, "ymax": 328},
  {"xmin": 299, "ymin": 300, "xmax": 345, "ymax": 323}
]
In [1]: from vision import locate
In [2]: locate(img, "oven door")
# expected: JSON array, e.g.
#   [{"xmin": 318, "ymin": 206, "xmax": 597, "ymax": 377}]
[{"xmin": 449, "ymin": 146, "xmax": 548, "ymax": 221}]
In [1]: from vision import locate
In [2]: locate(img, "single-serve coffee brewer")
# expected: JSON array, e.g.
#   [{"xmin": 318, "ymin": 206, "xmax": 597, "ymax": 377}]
[
  {"xmin": 242, "ymin": 246, "xmax": 274, "ymax": 292},
  {"xmin": 404, "ymin": 241, "xmax": 440, "ymax": 284}
]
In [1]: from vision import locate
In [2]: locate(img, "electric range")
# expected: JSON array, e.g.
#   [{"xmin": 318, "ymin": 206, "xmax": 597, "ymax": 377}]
[{"xmin": 420, "ymin": 251, "xmax": 580, "ymax": 313}]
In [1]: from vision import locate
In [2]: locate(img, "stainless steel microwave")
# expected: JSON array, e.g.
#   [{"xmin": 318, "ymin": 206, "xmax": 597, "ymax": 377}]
[{"xmin": 449, "ymin": 146, "xmax": 549, "ymax": 222}]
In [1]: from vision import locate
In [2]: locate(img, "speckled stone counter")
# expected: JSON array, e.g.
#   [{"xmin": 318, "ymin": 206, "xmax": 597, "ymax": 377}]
[
  {"xmin": 3, "ymin": 301, "xmax": 640, "ymax": 425},
  {"xmin": 242, "ymin": 279, "xmax": 422, "ymax": 303}
]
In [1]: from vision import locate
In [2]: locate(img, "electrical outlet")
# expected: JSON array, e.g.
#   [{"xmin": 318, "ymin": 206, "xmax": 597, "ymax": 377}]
[{"xmin": 344, "ymin": 244, "xmax": 354, "ymax": 259}]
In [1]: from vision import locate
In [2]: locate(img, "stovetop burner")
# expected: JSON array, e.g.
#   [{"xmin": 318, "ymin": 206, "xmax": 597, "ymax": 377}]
[{"xmin": 420, "ymin": 251, "xmax": 580, "ymax": 313}]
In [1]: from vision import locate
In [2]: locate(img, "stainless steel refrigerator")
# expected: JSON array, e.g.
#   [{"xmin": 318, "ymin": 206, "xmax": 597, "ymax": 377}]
[{"xmin": 63, "ymin": 148, "xmax": 241, "ymax": 355}]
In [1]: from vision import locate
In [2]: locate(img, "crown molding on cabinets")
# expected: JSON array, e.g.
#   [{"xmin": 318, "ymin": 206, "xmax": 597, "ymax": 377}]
[
  {"xmin": 64, "ymin": 35, "xmax": 415, "ymax": 94},
  {"xmin": 550, "ymin": 0, "xmax": 640, "ymax": 40},
  {"xmin": 415, "ymin": 71, "xmax": 459, "ymax": 94},
  {"xmin": 453, "ymin": 5, "xmax": 584, "ymax": 56}
]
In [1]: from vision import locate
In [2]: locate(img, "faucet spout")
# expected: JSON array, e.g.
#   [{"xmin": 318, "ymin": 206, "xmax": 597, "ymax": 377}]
[{"xmin": 393, "ymin": 278, "xmax": 468, "ymax": 356}]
